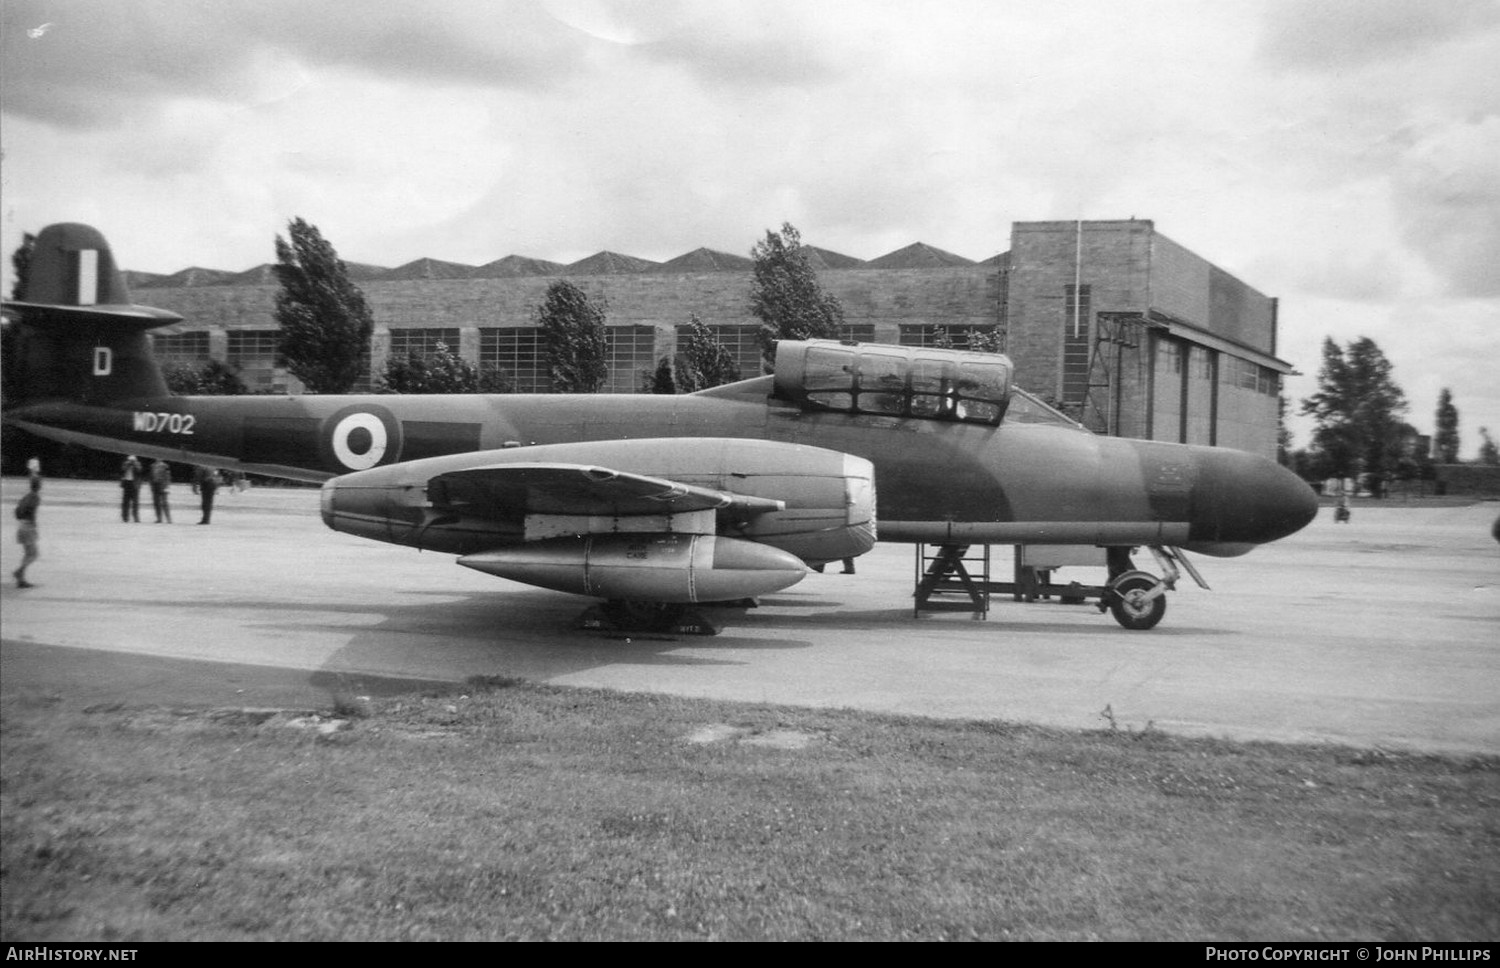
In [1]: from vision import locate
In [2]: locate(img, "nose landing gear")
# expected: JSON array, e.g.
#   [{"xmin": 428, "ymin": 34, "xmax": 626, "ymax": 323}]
[
  {"xmin": 1104, "ymin": 571, "xmax": 1168, "ymax": 630},
  {"xmin": 1099, "ymin": 546, "xmax": 1210, "ymax": 630},
  {"xmin": 915, "ymin": 543, "xmax": 1211, "ymax": 630}
]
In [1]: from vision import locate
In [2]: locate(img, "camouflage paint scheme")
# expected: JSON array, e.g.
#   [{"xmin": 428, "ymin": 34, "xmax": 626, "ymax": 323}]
[{"xmin": 3, "ymin": 224, "xmax": 1319, "ymax": 617}]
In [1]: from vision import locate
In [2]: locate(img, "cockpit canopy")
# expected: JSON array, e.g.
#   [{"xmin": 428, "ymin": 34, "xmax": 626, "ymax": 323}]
[{"xmin": 774, "ymin": 339, "xmax": 1014, "ymax": 426}]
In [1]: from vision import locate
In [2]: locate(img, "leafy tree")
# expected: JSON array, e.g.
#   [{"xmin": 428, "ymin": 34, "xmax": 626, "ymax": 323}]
[
  {"xmin": 1287, "ymin": 448, "xmax": 1318, "ymax": 485},
  {"xmin": 642, "ymin": 356, "xmax": 677, "ymax": 394},
  {"xmin": 163, "ymin": 359, "xmax": 248, "ymax": 395},
  {"xmin": 676, "ymin": 316, "xmax": 741, "ymax": 392},
  {"xmin": 1479, "ymin": 427, "xmax": 1500, "ymax": 466},
  {"xmin": 379, "ymin": 341, "xmax": 510, "ymax": 394},
  {"xmin": 537, "ymin": 280, "xmax": 608, "ymax": 393},
  {"xmin": 1391, "ymin": 420, "xmax": 1429, "ymax": 485},
  {"xmin": 2, "ymin": 234, "xmax": 37, "ymax": 471},
  {"xmin": 10, "ymin": 232, "xmax": 35, "ymax": 300},
  {"xmin": 1434, "ymin": 388, "xmax": 1460, "ymax": 464},
  {"xmin": 931, "ymin": 326, "xmax": 1003, "ymax": 354},
  {"xmin": 1278, "ymin": 392, "xmax": 1294, "ymax": 466},
  {"xmin": 273, "ymin": 218, "xmax": 373, "ymax": 393},
  {"xmin": 749, "ymin": 222, "xmax": 844, "ymax": 370},
  {"xmin": 1300, "ymin": 336, "xmax": 1407, "ymax": 495}
]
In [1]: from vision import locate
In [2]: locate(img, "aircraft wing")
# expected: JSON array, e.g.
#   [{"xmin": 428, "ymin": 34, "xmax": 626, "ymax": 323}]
[{"xmin": 427, "ymin": 462, "xmax": 787, "ymax": 518}]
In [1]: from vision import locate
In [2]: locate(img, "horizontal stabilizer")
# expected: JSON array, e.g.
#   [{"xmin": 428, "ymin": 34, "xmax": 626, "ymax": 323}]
[
  {"xmin": 2, "ymin": 301, "xmax": 183, "ymax": 332},
  {"xmin": 2, "ymin": 223, "xmax": 181, "ymax": 406}
]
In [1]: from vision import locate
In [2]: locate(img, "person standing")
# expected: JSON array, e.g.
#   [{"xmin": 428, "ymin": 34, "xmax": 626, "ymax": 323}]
[
  {"xmin": 14, "ymin": 478, "xmax": 40, "ymax": 588},
  {"xmin": 149, "ymin": 459, "xmax": 173, "ymax": 523},
  {"xmin": 193, "ymin": 465, "xmax": 221, "ymax": 525},
  {"xmin": 120, "ymin": 455, "xmax": 143, "ymax": 522}
]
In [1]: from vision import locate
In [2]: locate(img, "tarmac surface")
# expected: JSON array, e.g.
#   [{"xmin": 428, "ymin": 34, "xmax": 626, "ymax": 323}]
[{"xmin": 2, "ymin": 477, "xmax": 1497, "ymax": 754}]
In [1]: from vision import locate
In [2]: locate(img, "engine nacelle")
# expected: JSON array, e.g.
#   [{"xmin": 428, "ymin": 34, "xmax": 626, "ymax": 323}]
[
  {"xmin": 457, "ymin": 533, "xmax": 807, "ymax": 602},
  {"xmin": 319, "ymin": 437, "xmax": 877, "ymax": 596}
]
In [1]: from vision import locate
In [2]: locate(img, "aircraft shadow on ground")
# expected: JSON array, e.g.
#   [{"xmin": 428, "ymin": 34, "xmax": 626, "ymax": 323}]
[
  {"xmin": 36, "ymin": 582, "xmax": 1229, "ymax": 713},
  {"xmin": 741, "ymin": 600, "xmax": 1234, "ymax": 638},
  {"xmin": 65, "ymin": 587, "xmax": 820, "ymax": 696}
]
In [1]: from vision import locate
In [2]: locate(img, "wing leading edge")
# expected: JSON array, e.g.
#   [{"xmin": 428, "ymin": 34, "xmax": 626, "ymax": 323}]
[{"xmin": 426, "ymin": 462, "xmax": 787, "ymax": 519}]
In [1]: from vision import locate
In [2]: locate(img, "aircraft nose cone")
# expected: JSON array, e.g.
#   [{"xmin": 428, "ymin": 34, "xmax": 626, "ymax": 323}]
[{"xmin": 1187, "ymin": 447, "xmax": 1319, "ymax": 555}]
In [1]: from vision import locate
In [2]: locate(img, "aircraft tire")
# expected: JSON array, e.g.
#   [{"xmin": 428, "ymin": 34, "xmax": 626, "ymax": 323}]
[{"xmin": 1107, "ymin": 572, "xmax": 1167, "ymax": 631}]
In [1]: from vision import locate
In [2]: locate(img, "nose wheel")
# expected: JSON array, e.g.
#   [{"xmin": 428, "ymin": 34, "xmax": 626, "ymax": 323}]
[{"xmin": 1104, "ymin": 571, "xmax": 1168, "ymax": 630}]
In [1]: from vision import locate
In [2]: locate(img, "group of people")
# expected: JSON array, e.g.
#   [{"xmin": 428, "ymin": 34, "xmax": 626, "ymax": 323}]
[
  {"xmin": 12, "ymin": 456, "xmax": 237, "ymax": 589},
  {"xmin": 118, "ymin": 456, "xmax": 225, "ymax": 525}
]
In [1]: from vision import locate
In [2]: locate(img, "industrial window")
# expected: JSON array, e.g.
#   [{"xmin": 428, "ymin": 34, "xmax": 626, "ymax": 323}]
[
  {"xmin": 151, "ymin": 331, "xmax": 211, "ymax": 365},
  {"xmin": 479, "ymin": 327, "xmax": 544, "ymax": 392},
  {"xmin": 226, "ymin": 329, "xmax": 279, "ymax": 365},
  {"xmin": 898, "ymin": 325, "xmax": 1001, "ymax": 350},
  {"xmin": 1157, "ymin": 339, "xmax": 1183, "ymax": 374},
  {"xmin": 1190, "ymin": 345, "xmax": 1215, "ymax": 381},
  {"xmin": 1221, "ymin": 357, "xmax": 1280, "ymax": 397},
  {"xmin": 1061, "ymin": 284, "xmax": 1092, "ymax": 410},
  {"xmin": 838, "ymin": 324, "xmax": 876, "ymax": 343},
  {"xmin": 388, "ymin": 327, "xmax": 462, "ymax": 361},
  {"xmin": 605, "ymin": 325, "xmax": 657, "ymax": 394},
  {"xmin": 681, "ymin": 324, "xmax": 763, "ymax": 378}
]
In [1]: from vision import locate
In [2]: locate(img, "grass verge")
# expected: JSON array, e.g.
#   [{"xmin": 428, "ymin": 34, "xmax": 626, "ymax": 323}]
[{"xmin": 3, "ymin": 678, "xmax": 1497, "ymax": 941}]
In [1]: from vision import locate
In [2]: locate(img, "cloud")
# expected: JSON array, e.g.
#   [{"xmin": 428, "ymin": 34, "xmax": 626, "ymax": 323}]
[
  {"xmin": 634, "ymin": 5, "xmax": 839, "ymax": 90},
  {"xmin": 1391, "ymin": 118, "xmax": 1500, "ymax": 298},
  {"xmin": 0, "ymin": 0, "xmax": 589, "ymax": 130},
  {"xmin": 1269, "ymin": 250, "xmax": 1405, "ymax": 303},
  {"xmin": 1259, "ymin": 0, "xmax": 1500, "ymax": 71}
]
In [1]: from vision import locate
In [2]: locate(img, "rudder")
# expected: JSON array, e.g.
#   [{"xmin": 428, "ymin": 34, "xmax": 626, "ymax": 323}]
[{"xmin": 2, "ymin": 223, "xmax": 180, "ymax": 406}]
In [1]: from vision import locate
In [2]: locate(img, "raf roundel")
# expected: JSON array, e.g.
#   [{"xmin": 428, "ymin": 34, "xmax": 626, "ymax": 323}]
[{"xmin": 322, "ymin": 405, "xmax": 402, "ymax": 472}]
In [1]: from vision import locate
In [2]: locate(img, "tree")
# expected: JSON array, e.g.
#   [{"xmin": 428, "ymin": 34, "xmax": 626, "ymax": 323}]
[
  {"xmin": 163, "ymin": 359, "xmax": 248, "ymax": 395},
  {"xmin": 749, "ymin": 222, "xmax": 844, "ymax": 370},
  {"xmin": 1434, "ymin": 388, "xmax": 1460, "ymax": 464},
  {"xmin": 1277, "ymin": 392, "xmax": 1294, "ymax": 466},
  {"xmin": 273, "ymin": 218, "xmax": 373, "ymax": 393},
  {"xmin": 10, "ymin": 232, "xmax": 35, "ymax": 300},
  {"xmin": 676, "ymin": 316, "xmax": 741, "ymax": 392},
  {"xmin": 642, "ymin": 356, "xmax": 677, "ymax": 394},
  {"xmin": 1391, "ymin": 420, "xmax": 1428, "ymax": 486},
  {"xmin": 1299, "ymin": 336, "xmax": 1408, "ymax": 495},
  {"xmin": 537, "ymin": 280, "xmax": 608, "ymax": 393},
  {"xmin": 1479, "ymin": 427, "xmax": 1500, "ymax": 466},
  {"xmin": 379, "ymin": 341, "xmax": 510, "ymax": 394},
  {"xmin": 931, "ymin": 325, "xmax": 1003, "ymax": 354}
]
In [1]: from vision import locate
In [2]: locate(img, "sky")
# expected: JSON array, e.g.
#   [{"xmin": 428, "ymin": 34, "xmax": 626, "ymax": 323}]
[{"xmin": 2, "ymin": 0, "xmax": 1497, "ymax": 457}]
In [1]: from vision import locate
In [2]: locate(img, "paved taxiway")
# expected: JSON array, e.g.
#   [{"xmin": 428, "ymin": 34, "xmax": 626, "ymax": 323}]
[{"xmin": 2, "ymin": 478, "xmax": 1497, "ymax": 753}]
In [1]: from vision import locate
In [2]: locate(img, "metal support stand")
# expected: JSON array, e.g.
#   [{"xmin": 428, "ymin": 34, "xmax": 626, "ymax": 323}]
[
  {"xmin": 911, "ymin": 544, "xmax": 1205, "ymax": 629},
  {"xmin": 914, "ymin": 544, "xmax": 991, "ymax": 619}
]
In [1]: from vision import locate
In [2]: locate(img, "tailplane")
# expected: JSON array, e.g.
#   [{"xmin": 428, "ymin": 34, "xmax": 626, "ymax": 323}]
[{"xmin": 2, "ymin": 223, "xmax": 179, "ymax": 406}]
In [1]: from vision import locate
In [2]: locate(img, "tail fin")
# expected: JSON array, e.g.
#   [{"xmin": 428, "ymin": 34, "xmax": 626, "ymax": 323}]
[{"xmin": 2, "ymin": 223, "xmax": 179, "ymax": 406}]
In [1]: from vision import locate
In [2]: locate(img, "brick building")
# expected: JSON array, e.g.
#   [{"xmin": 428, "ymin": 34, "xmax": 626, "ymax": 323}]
[{"xmin": 131, "ymin": 218, "xmax": 1291, "ymax": 459}]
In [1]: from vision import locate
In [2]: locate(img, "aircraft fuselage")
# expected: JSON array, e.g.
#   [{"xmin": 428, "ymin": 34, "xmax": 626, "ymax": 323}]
[{"xmin": 6, "ymin": 376, "xmax": 1317, "ymax": 556}]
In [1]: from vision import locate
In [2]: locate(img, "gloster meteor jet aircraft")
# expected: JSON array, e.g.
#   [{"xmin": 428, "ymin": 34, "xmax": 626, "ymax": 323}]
[{"xmin": 2, "ymin": 223, "xmax": 1318, "ymax": 630}]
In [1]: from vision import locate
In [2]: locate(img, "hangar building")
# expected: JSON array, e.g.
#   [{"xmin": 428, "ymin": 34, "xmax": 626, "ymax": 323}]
[{"xmin": 130, "ymin": 218, "xmax": 1291, "ymax": 459}]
